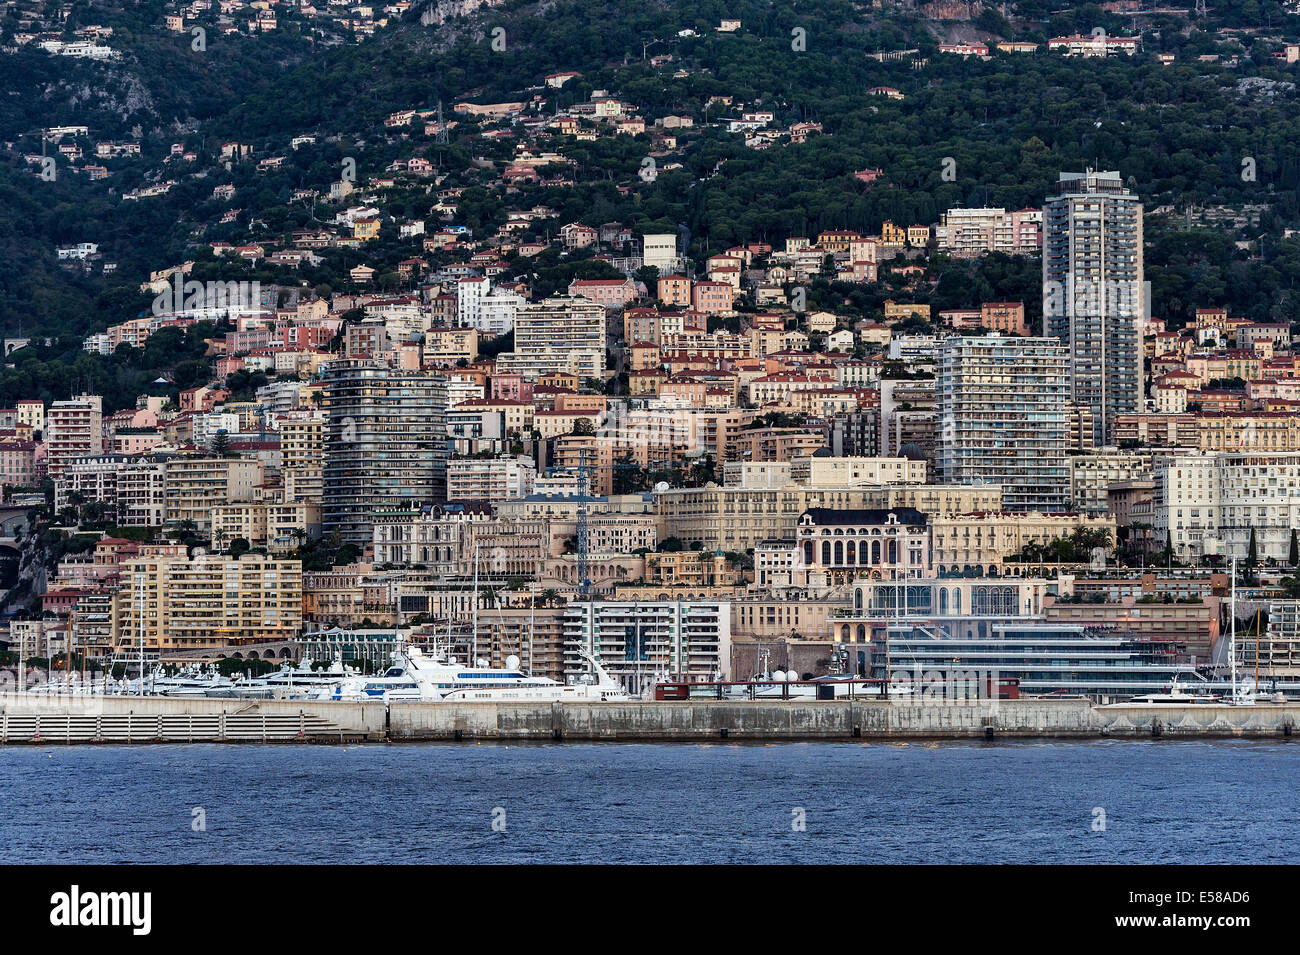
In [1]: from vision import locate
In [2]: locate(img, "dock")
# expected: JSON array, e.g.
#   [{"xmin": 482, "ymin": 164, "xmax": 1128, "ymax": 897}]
[{"xmin": 1, "ymin": 694, "xmax": 1298, "ymax": 743}]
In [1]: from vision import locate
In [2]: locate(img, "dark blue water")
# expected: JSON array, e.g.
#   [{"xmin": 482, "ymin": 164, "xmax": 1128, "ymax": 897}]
[{"xmin": 1, "ymin": 740, "xmax": 1295, "ymax": 863}]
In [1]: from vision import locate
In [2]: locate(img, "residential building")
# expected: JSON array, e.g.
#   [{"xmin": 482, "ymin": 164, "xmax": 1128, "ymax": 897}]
[
  {"xmin": 562, "ymin": 600, "xmax": 730, "ymax": 693},
  {"xmin": 46, "ymin": 395, "xmax": 103, "ymax": 476},
  {"xmin": 1155, "ymin": 451, "xmax": 1300, "ymax": 562},
  {"xmin": 1044, "ymin": 170, "xmax": 1144, "ymax": 444},
  {"xmin": 163, "ymin": 456, "xmax": 263, "ymax": 530},
  {"xmin": 506, "ymin": 296, "xmax": 606, "ymax": 382},
  {"xmin": 1069, "ymin": 450, "xmax": 1153, "ymax": 514},
  {"xmin": 321, "ymin": 359, "xmax": 450, "ymax": 545},
  {"xmin": 937, "ymin": 336, "xmax": 1071, "ymax": 512},
  {"xmin": 116, "ymin": 553, "xmax": 303, "ymax": 655},
  {"xmin": 446, "ymin": 455, "xmax": 536, "ymax": 502}
]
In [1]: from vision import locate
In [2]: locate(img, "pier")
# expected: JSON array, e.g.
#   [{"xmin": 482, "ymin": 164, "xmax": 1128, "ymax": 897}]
[{"xmin": 1, "ymin": 695, "xmax": 1298, "ymax": 743}]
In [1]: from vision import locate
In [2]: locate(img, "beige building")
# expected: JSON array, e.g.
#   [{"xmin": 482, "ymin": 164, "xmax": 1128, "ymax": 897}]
[
  {"xmin": 210, "ymin": 500, "xmax": 321, "ymax": 554},
  {"xmin": 791, "ymin": 455, "xmax": 926, "ymax": 486},
  {"xmin": 279, "ymin": 413, "xmax": 324, "ymax": 504},
  {"xmin": 930, "ymin": 511, "xmax": 1117, "ymax": 574},
  {"xmin": 1196, "ymin": 413, "xmax": 1300, "ymax": 452},
  {"xmin": 729, "ymin": 427, "xmax": 826, "ymax": 464},
  {"xmin": 656, "ymin": 481, "xmax": 1002, "ymax": 552},
  {"xmin": 164, "ymin": 456, "xmax": 264, "ymax": 530},
  {"xmin": 731, "ymin": 594, "xmax": 846, "ymax": 642},
  {"xmin": 424, "ymin": 327, "xmax": 480, "ymax": 365},
  {"xmin": 1069, "ymin": 450, "xmax": 1153, "ymax": 514},
  {"xmin": 116, "ymin": 553, "xmax": 302, "ymax": 654}
]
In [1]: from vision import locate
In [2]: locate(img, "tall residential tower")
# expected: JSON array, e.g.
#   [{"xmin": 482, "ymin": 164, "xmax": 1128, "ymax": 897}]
[
  {"xmin": 1043, "ymin": 170, "xmax": 1143, "ymax": 444},
  {"xmin": 321, "ymin": 359, "xmax": 449, "ymax": 545}
]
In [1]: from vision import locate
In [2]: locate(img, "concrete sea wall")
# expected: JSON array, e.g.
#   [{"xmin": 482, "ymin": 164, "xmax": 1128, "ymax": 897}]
[
  {"xmin": 2, "ymin": 694, "xmax": 1297, "ymax": 743},
  {"xmin": 389, "ymin": 698, "xmax": 1300, "ymax": 741},
  {"xmin": 0, "ymin": 695, "xmax": 385, "ymax": 743}
]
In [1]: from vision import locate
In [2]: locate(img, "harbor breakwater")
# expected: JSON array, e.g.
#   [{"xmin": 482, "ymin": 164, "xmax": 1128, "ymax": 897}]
[{"xmin": 1, "ymin": 694, "xmax": 1298, "ymax": 744}]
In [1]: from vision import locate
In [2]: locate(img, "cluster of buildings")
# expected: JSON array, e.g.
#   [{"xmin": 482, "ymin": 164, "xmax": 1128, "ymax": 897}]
[
  {"xmin": 3, "ymin": 173, "xmax": 1294, "ymax": 690},
  {"xmin": 9, "ymin": 1, "xmax": 1300, "ymax": 693},
  {"xmin": 938, "ymin": 34, "xmax": 1139, "ymax": 58}
]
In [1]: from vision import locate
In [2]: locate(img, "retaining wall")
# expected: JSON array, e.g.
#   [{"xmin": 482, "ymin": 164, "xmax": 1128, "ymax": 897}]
[{"xmin": 2, "ymin": 695, "xmax": 1296, "ymax": 744}]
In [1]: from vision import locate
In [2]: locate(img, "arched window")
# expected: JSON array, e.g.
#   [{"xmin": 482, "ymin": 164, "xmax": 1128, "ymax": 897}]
[
  {"xmin": 821, "ymin": 541, "xmax": 831, "ymax": 565},
  {"xmin": 846, "ymin": 541, "xmax": 856, "ymax": 564},
  {"xmin": 871, "ymin": 540, "xmax": 881, "ymax": 564},
  {"xmin": 939, "ymin": 587, "xmax": 948, "ymax": 614},
  {"xmin": 833, "ymin": 541, "xmax": 843, "ymax": 566},
  {"xmin": 888, "ymin": 539, "xmax": 898, "ymax": 564}
]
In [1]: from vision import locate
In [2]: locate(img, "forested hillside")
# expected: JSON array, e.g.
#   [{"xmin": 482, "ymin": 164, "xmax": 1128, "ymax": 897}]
[{"xmin": 2, "ymin": 0, "xmax": 1300, "ymax": 379}]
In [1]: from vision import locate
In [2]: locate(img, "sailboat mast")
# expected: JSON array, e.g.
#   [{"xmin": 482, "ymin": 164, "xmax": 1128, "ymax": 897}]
[
  {"xmin": 472, "ymin": 540, "xmax": 480, "ymax": 664},
  {"xmin": 1230, "ymin": 557, "xmax": 1238, "ymax": 698},
  {"xmin": 1254, "ymin": 606, "xmax": 1261, "ymax": 691}
]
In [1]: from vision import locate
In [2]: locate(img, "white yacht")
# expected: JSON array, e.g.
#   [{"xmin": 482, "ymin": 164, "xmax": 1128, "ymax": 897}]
[
  {"xmin": 1110, "ymin": 684, "xmax": 1222, "ymax": 706},
  {"xmin": 223, "ymin": 657, "xmax": 358, "ymax": 700},
  {"xmin": 310, "ymin": 644, "xmax": 629, "ymax": 703},
  {"xmin": 145, "ymin": 663, "xmax": 237, "ymax": 698},
  {"xmin": 25, "ymin": 664, "xmax": 230, "ymax": 698}
]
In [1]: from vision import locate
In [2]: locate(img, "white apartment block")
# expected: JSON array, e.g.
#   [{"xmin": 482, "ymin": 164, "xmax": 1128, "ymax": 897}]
[
  {"xmin": 562, "ymin": 600, "xmax": 731, "ymax": 694},
  {"xmin": 54, "ymin": 454, "xmax": 126, "ymax": 511},
  {"xmin": 1155, "ymin": 452, "xmax": 1300, "ymax": 562},
  {"xmin": 46, "ymin": 395, "xmax": 103, "ymax": 476},
  {"xmin": 934, "ymin": 207, "xmax": 1042, "ymax": 256},
  {"xmin": 506, "ymin": 296, "xmax": 606, "ymax": 381},
  {"xmin": 477, "ymin": 289, "xmax": 526, "ymax": 336},
  {"xmin": 192, "ymin": 412, "xmax": 241, "ymax": 446},
  {"xmin": 118, "ymin": 460, "xmax": 167, "ymax": 526},
  {"xmin": 456, "ymin": 276, "xmax": 491, "ymax": 329},
  {"xmin": 1069, "ymin": 449, "xmax": 1152, "ymax": 514},
  {"xmin": 446, "ymin": 455, "xmax": 536, "ymax": 502},
  {"xmin": 937, "ymin": 336, "xmax": 1071, "ymax": 512}
]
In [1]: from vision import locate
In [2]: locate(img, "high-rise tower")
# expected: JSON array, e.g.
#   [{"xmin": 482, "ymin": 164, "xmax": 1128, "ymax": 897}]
[
  {"xmin": 321, "ymin": 359, "xmax": 449, "ymax": 545},
  {"xmin": 1043, "ymin": 170, "xmax": 1144, "ymax": 445}
]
